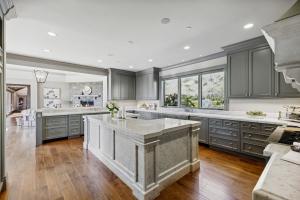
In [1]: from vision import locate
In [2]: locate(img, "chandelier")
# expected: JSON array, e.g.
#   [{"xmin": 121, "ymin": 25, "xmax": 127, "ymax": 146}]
[{"xmin": 34, "ymin": 70, "xmax": 49, "ymax": 83}]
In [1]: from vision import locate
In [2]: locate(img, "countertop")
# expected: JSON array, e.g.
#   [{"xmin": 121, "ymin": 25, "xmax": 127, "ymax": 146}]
[
  {"xmin": 86, "ymin": 114, "xmax": 201, "ymax": 140},
  {"xmin": 252, "ymin": 143, "xmax": 300, "ymax": 200},
  {"xmin": 37, "ymin": 107, "xmax": 109, "ymax": 116},
  {"xmin": 130, "ymin": 108, "xmax": 300, "ymax": 127}
]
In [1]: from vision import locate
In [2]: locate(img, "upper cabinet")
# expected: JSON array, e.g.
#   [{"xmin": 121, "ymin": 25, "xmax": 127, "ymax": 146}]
[
  {"xmin": 224, "ymin": 36, "xmax": 300, "ymax": 98},
  {"xmin": 227, "ymin": 51, "xmax": 249, "ymax": 97},
  {"xmin": 136, "ymin": 68, "xmax": 159, "ymax": 100},
  {"xmin": 109, "ymin": 69, "xmax": 136, "ymax": 100},
  {"xmin": 249, "ymin": 46, "xmax": 273, "ymax": 97}
]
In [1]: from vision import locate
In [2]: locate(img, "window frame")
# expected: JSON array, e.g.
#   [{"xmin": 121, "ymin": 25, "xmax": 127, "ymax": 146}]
[{"xmin": 161, "ymin": 65, "xmax": 227, "ymax": 110}]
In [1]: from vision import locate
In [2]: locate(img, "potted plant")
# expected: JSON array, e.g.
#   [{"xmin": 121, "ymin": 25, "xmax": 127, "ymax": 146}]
[{"xmin": 106, "ymin": 102, "xmax": 119, "ymax": 118}]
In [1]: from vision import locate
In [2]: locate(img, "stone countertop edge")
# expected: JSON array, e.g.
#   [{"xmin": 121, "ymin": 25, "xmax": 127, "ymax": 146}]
[
  {"xmin": 39, "ymin": 110, "xmax": 110, "ymax": 117},
  {"xmin": 130, "ymin": 109, "xmax": 300, "ymax": 127},
  {"xmin": 252, "ymin": 143, "xmax": 300, "ymax": 200},
  {"xmin": 87, "ymin": 115, "xmax": 201, "ymax": 142}
]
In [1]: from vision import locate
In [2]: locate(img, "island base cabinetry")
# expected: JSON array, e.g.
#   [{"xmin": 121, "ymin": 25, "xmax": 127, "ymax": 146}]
[{"xmin": 83, "ymin": 116, "xmax": 200, "ymax": 200}]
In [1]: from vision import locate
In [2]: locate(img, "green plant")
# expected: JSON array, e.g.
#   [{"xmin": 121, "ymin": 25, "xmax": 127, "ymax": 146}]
[
  {"xmin": 106, "ymin": 102, "xmax": 119, "ymax": 117},
  {"xmin": 165, "ymin": 93, "xmax": 178, "ymax": 106},
  {"xmin": 182, "ymin": 95, "xmax": 198, "ymax": 108}
]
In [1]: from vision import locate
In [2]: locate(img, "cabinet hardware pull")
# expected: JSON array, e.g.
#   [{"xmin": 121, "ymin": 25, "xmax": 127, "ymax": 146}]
[
  {"xmin": 248, "ymin": 134, "xmax": 252, "ymax": 137},
  {"xmin": 229, "ymin": 142, "xmax": 233, "ymax": 145},
  {"xmin": 247, "ymin": 146, "xmax": 252, "ymax": 150},
  {"xmin": 192, "ymin": 128, "xmax": 200, "ymax": 132}
]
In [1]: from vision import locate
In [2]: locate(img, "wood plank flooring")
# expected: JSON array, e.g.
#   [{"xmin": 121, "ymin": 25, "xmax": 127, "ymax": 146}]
[{"xmin": 0, "ymin": 118, "xmax": 265, "ymax": 200}]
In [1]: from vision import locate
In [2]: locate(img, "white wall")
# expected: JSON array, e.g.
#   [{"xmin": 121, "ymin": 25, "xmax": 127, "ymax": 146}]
[{"xmin": 229, "ymin": 98, "xmax": 300, "ymax": 113}]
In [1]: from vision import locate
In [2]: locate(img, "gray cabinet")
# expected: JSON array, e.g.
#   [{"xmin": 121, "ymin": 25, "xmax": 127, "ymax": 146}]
[
  {"xmin": 274, "ymin": 72, "xmax": 300, "ymax": 97},
  {"xmin": 189, "ymin": 116, "xmax": 209, "ymax": 144},
  {"xmin": 227, "ymin": 51, "xmax": 249, "ymax": 97},
  {"xmin": 249, "ymin": 46, "xmax": 274, "ymax": 97},
  {"xmin": 136, "ymin": 68, "xmax": 159, "ymax": 100},
  {"xmin": 43, "ymin": 116, "xmax": 68, "ymax": 140},
  {"xmin": 68, "ymin": 115, "xmax": 81, "ymax": 137},
  {"xmin": 109, "ymin": 69, "xmax": 136, "ymax": 100},
  {"xmin": 227, "ymin": 42, "xmax": 300, "ymax": 98},
  {"xmin": 240, "ymin": 122, "xmax": 277, "ymax": 157},
  {"xmin": 208, "ymin": 119, "xmax": 240, "ymax": 152}
]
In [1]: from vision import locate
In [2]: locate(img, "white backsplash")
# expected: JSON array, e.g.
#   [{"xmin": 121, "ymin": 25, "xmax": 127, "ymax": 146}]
[{"xmin": 229, "ymin": 98, "xmax": 300, "ymax": 113}]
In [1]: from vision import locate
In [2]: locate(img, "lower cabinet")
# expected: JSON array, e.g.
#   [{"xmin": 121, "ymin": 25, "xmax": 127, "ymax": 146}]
[
  {"xmin": 240, "ymin": 122, "xmax": 277, "ymax": 157},
  {"xmin": 208, "ymin": 119, "xmax": 240, "ymax": 152},
  {"xmin": 44, "ymin": 116, "xmax": 68, "ymax": 140},
  {"xmin": 68, "ymin": 115, "xmax": 81, "ymax": 137},
  {"xmin": 189, "ymin": 116, "xmax": 209, "ymax": 144}
]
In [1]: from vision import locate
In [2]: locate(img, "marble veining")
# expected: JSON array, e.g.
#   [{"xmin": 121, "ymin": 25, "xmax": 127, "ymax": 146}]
[{"xmin": 252, "ymin": 143, "xmax": 300, "ymax": 200}]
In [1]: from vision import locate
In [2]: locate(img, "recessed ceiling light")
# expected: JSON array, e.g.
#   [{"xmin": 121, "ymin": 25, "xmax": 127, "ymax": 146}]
[
  {"xmin": 183, "ymin": 45, "xmax": 190, "ymax": 50},
  {"xmin": 129, "ymin": 65, "xmax": 134, "ymax": 69},
  {"xmin": 47, "ymin": 32, "xmax": 56, "ymax": 37},
  {"xmin": 186, "ymin": 26, "xmax": 192, "ymax": 30},
  {"xmin": 148, "ymin": 59, "xmax": 153, "ymax": 62},
  {"xmin": 97, "ymin": 59, "xmax": 103, "ymax": 63},
  {"xmin": 243, "ymin": 23, "xmax": 254, "ymax": 29},
  {"xmin": 42, "ymin": 49, "xmax": 50, "ymax": 53},
  {"xmin": 161, "ymin": 18, "xmax": 170, "ymax": 24},
  {"xmin": 182, "ymin": 59, "xmax": 185, "ymax": 62}
]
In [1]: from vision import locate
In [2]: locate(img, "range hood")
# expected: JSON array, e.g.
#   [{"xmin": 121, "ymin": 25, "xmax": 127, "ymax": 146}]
[{"xmin": 261, "ymin": 0, "xmax": 300, "ymax": 91}]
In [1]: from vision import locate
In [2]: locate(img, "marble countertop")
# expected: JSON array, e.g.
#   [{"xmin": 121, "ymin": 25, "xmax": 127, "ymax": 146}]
[
  {"xmin": 252, "ymin": 143, "xmax": 300, "ymax": 200},
  {"xmin": 86, "ymin": 114, "xmax": 201, "ymax": 140},
  {"xmin": 130, "ymin": 108, "xmax": 300, "ymax": 127},
  {"xmin": 38, "ymin": 107, "xmax": 109, "ymax": 116}
]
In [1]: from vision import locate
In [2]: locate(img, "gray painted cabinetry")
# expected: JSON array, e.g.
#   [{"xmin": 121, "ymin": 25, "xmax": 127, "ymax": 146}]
[
  {"xmin": 131, "ymin": 110, "xmax": 279, "ymax": 158},
  {"xmin": 226, "ymin": 37, "xmax": 300, "ymax": 98},
  {"xmin": 109, "ymin": 69, "xmax": 136, "ymax": 100},
  {"xmin": 228, "ymin": 51, "xmax": 249, "ymax": 97},
  {"xmin": 189, "ymin": 116, "xmax": 209, "ymax": 144},
  {"xmin": 136, "ymin": 68, "xmax": 159, "ymax": 100}
]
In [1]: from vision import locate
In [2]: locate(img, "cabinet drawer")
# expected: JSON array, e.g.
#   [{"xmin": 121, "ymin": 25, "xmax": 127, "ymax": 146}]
[
  {"xmin": 241, "ymin": 142, "xmax": 265, "ymax": 156},
  {"xmin": 240, "ymin": 122, "xmax": 260, "ymax": 131},
  {"xmin": 209, "ymin": 127, "xmax": 239, "ymax": 137},
  {"xmin": 223, "ymin": 120, "xmax": 239, "ymax": 130},
  {"xmin": 241, "ymin": 131, "xmax": 269, "ymax": 141},
  {"xmin": 209, "ymin": 119, "xmax": 223, "ymax": 127},
  {"xmin": 69, "ymin": 115, "xmax": 81, "ymax": 123},
  {"xmin": 210, "ymin": 136, "xmax": 239, "ymax": 151},
  {"xmin": 69, "ymin": 127, "xmax": 81, "ymax": 136},
  {"xmin": 261, "ymin": 124, "xmax": 278, "ymax": 134},
  {"xmin": 45, "ymin": 127, "xmax": 68, "ymax": 139},
  {"xmin": 45, "ymin": 116, "xmax": 67, "ymax": 126}
]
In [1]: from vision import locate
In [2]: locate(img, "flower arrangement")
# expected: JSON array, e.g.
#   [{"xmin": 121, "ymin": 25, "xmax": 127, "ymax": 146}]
[{"xmin": 106, "ymin": 102, "xmax": 119, "ymax": 118}]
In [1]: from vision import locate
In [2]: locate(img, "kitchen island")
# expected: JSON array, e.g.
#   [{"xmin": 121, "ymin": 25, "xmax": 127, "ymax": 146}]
[
  {"xmin": 36, "ymin": 107, "xmax": 109, "ymax": 146},
  {"xmin": 83, "ymin": 114, "xmax": 201, "ymax": 200}
]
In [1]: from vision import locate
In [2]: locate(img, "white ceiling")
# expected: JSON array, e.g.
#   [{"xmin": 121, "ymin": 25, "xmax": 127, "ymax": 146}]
[{"xmin": 6, "ymin": 0, "xmax": 296, "ymax": 71}]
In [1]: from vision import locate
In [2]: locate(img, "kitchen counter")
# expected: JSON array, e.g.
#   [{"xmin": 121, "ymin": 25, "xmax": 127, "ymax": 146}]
[
  {"xmin": 252, "ymin": 143, "xmax": 300, "ymax": 200},
  {"xmin": 130, "ymin": 108, "xmax": 300, "ymax": 127},
  {"xmin": 37, "ymin": 107, "xmax": 109, "ymax": 116},
  {"xmin": 83, "ymin": 115, "xmax": 200, "ymax": 200},
  {"xmin": 85, "ymin": 114, "xmax": 200, "ymax": 141}
]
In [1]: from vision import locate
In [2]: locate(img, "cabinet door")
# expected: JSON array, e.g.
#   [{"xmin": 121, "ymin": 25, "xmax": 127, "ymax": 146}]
[
  {"xmin": 136, "ymin": 75, "xmax": 143, "ymax": 100},
  {"xmin": 275, "ymin": 72, "xmax": 300, "ymax": 97},
  {"xmin": 111, "ymin": 73, "xmax": 120, "ymax": 100},
  {"xmin": 190, "ymin": 116, "xmax": 209, "ymax": 144},
  {"xmin": 249, "ymin": 47, "xmax": 273, "ymax": 97},
  {"xmin": 120, "ymin": 74, "xmax": 135, "ymax": 100},
  {"xmin": 228, "ymin": 51, "xmax": 249, "ymax": 97}
]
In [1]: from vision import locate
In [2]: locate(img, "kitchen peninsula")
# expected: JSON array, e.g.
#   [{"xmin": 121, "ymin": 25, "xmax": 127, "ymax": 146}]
[
  {"xmin": 36, "ymin": 107, "xmax": 109, "ymax": 146},
  {"xmin": 83, "ymin": 114, "xmax": 201, "ymax": 200}
]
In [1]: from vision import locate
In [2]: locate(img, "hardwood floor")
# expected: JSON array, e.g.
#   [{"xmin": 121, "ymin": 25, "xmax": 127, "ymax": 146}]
[{"xmin": 0, "ymin": 119, "xmax": 265, "ymax": 200}]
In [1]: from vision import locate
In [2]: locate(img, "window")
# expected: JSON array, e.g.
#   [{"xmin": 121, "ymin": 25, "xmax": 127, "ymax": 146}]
[
  {"xmin": 181, "ymin": 76, "xmax": 199, "ymax": 108},
  {"xmin": 201, "ymin": 71, "xmax": 225, "ymax": 109},
  {"xmin": 164, "ymin": 79, "xmax": 178, "ymax": 106}
]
